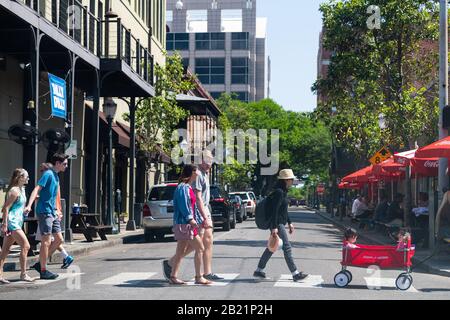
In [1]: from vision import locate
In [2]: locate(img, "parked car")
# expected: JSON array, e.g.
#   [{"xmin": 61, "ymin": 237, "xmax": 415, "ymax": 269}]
[
  {"xmin": 289, "ymin": 198, "xmax": 299, "ymax": 207},
  {"xmin": 142, "ymin": 183, "xmax": 177, "ymax": 242},
  {"xmin": 299, "ymin": 199, "xmax": 307, "ymax": 206},
  {"xmin": 210, "ymin": 185, "xmax": 236, "ymax": 231},
  {"xmin": 229, "ymin": 191, "xmax": 256, "ymax": 218},
  {"xmin": 229, "ymin": 194, "xmax": 247, "ymax": 223}
]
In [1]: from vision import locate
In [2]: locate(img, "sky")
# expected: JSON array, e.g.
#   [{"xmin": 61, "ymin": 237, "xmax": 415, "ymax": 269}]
[{"xmin": 257, "ymin": 0, "xmax": 325, "ymax": 113}]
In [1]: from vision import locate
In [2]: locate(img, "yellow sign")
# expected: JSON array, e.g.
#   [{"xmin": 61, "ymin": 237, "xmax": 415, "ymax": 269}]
[{"xmin": 369, "ymin": 147, "xmax": 392, "ymax": 165}]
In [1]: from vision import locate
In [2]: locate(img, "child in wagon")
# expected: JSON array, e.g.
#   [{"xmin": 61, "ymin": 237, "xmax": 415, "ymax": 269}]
[{"xmin": 343, "ymin": 228, "xmax": 359, "ymax": 248}]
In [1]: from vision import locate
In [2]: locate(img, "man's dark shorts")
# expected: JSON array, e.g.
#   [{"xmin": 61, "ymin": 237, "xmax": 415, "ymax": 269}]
[{"xmin": 38, "ymin": 214, "xmax": 62, "ymax": 235}]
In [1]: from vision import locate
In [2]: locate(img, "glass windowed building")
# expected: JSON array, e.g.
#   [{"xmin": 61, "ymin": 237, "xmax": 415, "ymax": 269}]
[{"xmin": 166, "ymin": 0, "xmax": 267, "ymax": 103}]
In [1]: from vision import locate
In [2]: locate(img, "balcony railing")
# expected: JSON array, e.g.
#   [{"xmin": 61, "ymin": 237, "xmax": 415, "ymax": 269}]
[
  {"xmin": 101, "ymin": 18, "xmax": 154, "ymax": 86},
  {"xmin": 14, "ymin": 1, "xmax": 154, "ymax": 86},
  {"xmin": 16, "ymin": 0, "xmax": 102, "ymax": 57}
]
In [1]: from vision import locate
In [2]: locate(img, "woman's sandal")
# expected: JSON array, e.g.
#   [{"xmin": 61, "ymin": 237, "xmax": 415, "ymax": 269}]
[
  {"xmin": 169, "ymin": 276, "xmax": 186, "ymax": 285},
  {"xmin": 20, "ymin": 273, "xmax": 35, "ymax": 282},
  {"xmin": 0, "ymin": 278, "xmax": 10, "ymax": 284},
  {"xmin": 195, "ymin": 276, "xmax": 213, "ymax": 285}
]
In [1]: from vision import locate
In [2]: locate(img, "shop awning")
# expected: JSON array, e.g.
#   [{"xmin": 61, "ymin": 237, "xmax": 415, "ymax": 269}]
[
  {"xmin": 341, "ymin": 165, "xmax": 374, "ymax": 183},
  {"xmin": 393, "ymin": 149, "xmax": 438, "ymax": 177},
  {"xmin": 415, "ymin": 136, "xmax": 450, "ymax": 159},
  {"xmin": 86, "ymin": 104, "xmax": 130, "ymax": 148},
  {"xmin": 338, "ymin": 182, "xmax": 363, "ymax": 190}
]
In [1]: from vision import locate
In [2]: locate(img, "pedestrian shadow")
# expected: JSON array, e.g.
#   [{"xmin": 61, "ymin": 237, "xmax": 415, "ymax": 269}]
[
  {"xmin": 419, "ymin": 288, "xmax": 450, "ymax": 293},
  {"xmin": 103, "ymin": 257, "xmax": 166, "ymax": 262},
  {"xmin": 320, "ymin": 283, "xmax": 410, "ymax": 291},
  {"xmin": 214, "ymin": 240, "xmax": 342, "ymax": 249},
  {"xmin": 116, "ymin": 279, "xmax": 171, "ymax": 288}
]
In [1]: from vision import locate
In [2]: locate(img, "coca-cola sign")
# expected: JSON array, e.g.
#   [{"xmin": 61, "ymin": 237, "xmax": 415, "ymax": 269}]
[{"xmin": 423, "ymin": 160, "xmax": 438, "ymax": 168}]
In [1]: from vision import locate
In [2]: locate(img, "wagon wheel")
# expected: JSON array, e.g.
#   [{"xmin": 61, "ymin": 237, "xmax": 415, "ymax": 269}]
[
  {"xmin": 395, "ymin": 273, "xmax": 412, "ymax": 291},
  {"xmin": 334, "ymin": 272, "xmax": 349, "ymax": 288},
  {"xmin": 343, "ymin": 270, "xmax": 352, "ymax": 283}
]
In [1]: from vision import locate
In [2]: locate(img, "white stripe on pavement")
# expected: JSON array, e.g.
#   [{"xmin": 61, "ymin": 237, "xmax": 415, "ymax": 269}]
[
  {"xmin": 274, "ymin": 275, "xmax": 324, "ymax": 288},
  {"xmin": 186, "ymin": 273, "xmax": 240, "ymax": 286},
  {"xmin": 363, "ymin": 277, "xmax": 418, "ymax": 292},
  {"xmin": 95, "ymin": 272, "xmax": 157, "ymax": 285},
  {"xmin": 10, "ymin": 272, "xmax": 84, "ymax": 286}
]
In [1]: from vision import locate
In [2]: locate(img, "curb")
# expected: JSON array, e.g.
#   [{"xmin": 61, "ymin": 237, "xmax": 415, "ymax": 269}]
[
  {"xmin": 313, "ymin": 209, "xmax": 450, "ymax": 278},
  {"xmin": 4, "ymin": 230, "xmax": 144, "ymax": 272}
]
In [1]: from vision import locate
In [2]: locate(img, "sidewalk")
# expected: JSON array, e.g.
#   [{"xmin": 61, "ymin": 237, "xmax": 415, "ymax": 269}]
[
  {"xmin": 311, "ymin": 208, "xmax": 450, "ymax": 278},
  {"xmin": 3, "ymin": 222, "xmax": 143, "ymax": 272}
]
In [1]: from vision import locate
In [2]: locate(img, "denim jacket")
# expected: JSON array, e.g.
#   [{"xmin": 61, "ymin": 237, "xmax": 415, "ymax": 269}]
[{"xmin": 173, "ymin": 183, "xmax": 203, "ymax": 225}]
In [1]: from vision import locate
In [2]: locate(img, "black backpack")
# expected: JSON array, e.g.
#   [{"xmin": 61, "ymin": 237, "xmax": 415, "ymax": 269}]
[{"xmin": 255, "ymin": 190, "xmax": 279, "ymax": 230}]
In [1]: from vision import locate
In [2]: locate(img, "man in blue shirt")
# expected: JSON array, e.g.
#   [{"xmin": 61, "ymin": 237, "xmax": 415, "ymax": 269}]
[{"xmin": 25, "ymin": 153, "xmax": 69, "ymax": 280}]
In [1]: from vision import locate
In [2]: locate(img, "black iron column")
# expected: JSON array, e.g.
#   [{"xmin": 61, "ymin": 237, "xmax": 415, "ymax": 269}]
[
  {"xmin": 88, "ymin": 71, "xmax": 100, "ymax": 215},
  {"xmin": 63, "ymin": 52, "xmax": 78, "ymax": 243},
  {"xmin": 126, "ymin": 97, "xmax": 137, "ymax": 230}
]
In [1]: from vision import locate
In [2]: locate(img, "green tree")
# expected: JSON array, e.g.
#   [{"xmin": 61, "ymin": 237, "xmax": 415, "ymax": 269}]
[
  {"xmin": 126, "ymin": 52, "xmax": 196, "ymax": 154},
  {"xmin": 313, "ymin": 0, "xmax": 439, "ymax": 160}
]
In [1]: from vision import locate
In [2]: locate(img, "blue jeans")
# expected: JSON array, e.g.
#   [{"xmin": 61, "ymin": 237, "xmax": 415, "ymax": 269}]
[{"xmin": 257, "ymin": 224, "xmax": 298, "ymax": 273}]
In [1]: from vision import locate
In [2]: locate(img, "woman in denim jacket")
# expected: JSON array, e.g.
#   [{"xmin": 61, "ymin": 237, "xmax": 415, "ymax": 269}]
[{"xmin": 169, "ymin": 164, "xmax": 212, "ymax": 285}]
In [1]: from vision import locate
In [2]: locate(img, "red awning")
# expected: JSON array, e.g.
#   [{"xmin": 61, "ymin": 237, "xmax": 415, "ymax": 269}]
[
  {"xmin": 415, "ymin": 136, "xmax": 450, "ymax": 159},
  {"xmin": 338, "ymin": 182, "xmax": 363, "ymax": 190},
  {"xmin": 394, "ymin": 149, "xmax": 438, "ymax": 177},
  {"xmin": 341, "ymin": 165, "xmax": 374, "ymax": 183}
]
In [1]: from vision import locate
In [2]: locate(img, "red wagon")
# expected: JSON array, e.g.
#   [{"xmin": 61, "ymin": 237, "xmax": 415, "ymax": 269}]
[{"xmin": 334, "ymin": 239, "xmax": 415, "ymax": 290}]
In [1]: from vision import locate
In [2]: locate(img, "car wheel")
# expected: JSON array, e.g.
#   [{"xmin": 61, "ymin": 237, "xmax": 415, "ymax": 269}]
[
  {"xmin": 231, "ymin": 211, "xmax": 236, "ymax": 229},
  {"xmin": 155, "ymin": 231, "xmax": 165, "ymax": 242},
  {"xmin": 144, "ymin": 230, "xmax": 156, "ymax": 242},
  {"xmin": 223, "ymin": 215, "xmax": 231, "ymax": 231},
  {"xmin": 237, "ymin": 209, "xmax": 243, "ymax": 223},
  {"xmin": 243, "ymin": 210, "xmax": 248, "ymax": 221}
]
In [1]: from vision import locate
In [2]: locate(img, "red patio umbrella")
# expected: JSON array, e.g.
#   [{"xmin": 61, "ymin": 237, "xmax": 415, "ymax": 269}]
[
  {"xmin": 415, "ymin": 136, "xmax": 450, "ymax": 159},
  {"xmin": 341, "ymin": 165, "xmax": 374, "ymax": 183},
  {"xmin": 394, "ymin": 149, "xmax": 439, "ymax": 177}
]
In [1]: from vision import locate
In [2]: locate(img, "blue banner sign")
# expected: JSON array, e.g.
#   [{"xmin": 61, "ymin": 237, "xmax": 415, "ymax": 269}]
[{"xmin": 48, "ymin": 73, "xmax": 67, "ymax": 119}]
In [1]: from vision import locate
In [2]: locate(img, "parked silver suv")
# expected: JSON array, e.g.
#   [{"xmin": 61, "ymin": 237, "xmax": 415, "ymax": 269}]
[{"xmin": 142, "ymin": 183, "xmax": 177, "ymax": 242}]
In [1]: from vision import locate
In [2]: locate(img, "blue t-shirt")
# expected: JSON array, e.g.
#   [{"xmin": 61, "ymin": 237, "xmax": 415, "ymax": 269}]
[{"xmin": 36, "ymin": 170, "xmax": 59, "ymax": 216}]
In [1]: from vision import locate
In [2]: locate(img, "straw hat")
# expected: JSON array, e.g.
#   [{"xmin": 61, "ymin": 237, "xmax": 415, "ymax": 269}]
[{"xmin": 278, "ymin": 169, "xmax": 295, "ymax": 180}]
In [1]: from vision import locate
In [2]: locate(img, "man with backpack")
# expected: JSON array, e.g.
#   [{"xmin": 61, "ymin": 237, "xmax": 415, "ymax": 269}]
[{"xmin": 254, "ymin": 169, "xmax": 308, "ymax": 282}]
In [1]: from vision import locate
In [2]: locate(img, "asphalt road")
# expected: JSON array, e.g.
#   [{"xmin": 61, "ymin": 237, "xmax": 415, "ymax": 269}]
[{"xmin": 1, "ymin": 208, "xmax": 450, "ymax": 300}]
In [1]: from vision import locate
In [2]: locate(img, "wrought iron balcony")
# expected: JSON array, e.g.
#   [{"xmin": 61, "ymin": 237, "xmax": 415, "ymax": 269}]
[
  {"xmin": 101, "ymin": 18, "xmax": 154, "ymax": 86},
  {"xmin": 14, "ymin": 0, "xmax": 154, "ymax": 87},
  {"xmin": 16, "ymin": 0, "xmax": 102, "ymax": 57}
]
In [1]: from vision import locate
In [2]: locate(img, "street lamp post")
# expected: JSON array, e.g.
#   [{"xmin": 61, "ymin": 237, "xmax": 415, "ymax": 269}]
[{"xmin": 104, "ymin": 97, "xmax": 118, "ymax": 234}]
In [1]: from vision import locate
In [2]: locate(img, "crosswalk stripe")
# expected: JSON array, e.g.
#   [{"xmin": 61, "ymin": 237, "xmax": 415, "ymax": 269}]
[
  {"xmin": 95, "ymin": 272, "xmax": 157, "ymax": 285},
  {"xmin": 10, "ymin": 272, "xmax": 84, "ymax": 287},
  {"xmin": 274, "ymin": 274, "xmax": 324, "ymax": 288},
  {"xmin": 186, "ymin": 273, "xmax": 240, "ymax": 286},
  {"xmin": 363, "ymin": 277, "xmax": 418, "ymax": 292}
]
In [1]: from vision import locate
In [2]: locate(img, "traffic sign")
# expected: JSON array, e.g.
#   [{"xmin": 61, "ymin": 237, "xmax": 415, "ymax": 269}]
[{"xmin": 369, "ymin": 147, "xmax": 392, "ymax": 165}]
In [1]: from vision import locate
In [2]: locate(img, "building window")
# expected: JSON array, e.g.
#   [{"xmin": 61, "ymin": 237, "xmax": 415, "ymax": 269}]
[
  {"xmin": 232, "ymin": 32, "xmax": 249, "ymax": 50},
  {"xmin": 231, "ymin": 91, "xmax": 249, "ymax": 102},
  {"xmin": 182, "ymin": 58, "xmax": 190, "ymax": 69},
  {"xmin": 210, "ymin": 92, "xmax": 225, "ymax": 100},
  {"xmin": 166, "ymin": 10, "xmax": 173, "ymax": 32},
  {"xmin": 231, "ymin": 58, "xmax": 248, "ymax": 84},
  {"xmin": 166, "ymin": 33, "xmax": 189, "ymax": 51},
  {"xmin": 195, "ymin": 33, "xmax": 225, "ymax": 50},
  {"xmin": 195, "ymin": 58, "xmax": 225, "ymax": 84},
  {"xmin": 187, "ymin": 10, "xmax": 208, "ymax": 33},
  {"xmin": 221, "ymin": 9, "xmax": 242, "ymax": 32}
]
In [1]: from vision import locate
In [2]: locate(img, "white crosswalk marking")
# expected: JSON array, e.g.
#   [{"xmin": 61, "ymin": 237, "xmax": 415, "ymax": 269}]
[
  {"xmin": 186, "ymin": 273, "xmax": 240, "ymax": 286},
  {"xmin": 95, "ymin": 272, "xmax": 157, "ymax": 285},
  {"xmin": 11, "ymin": 272, "xmax": 84, "ymax": 286},
  {"xmin": 274, "ymin": 274, "xmax": 324, "ymax": 288},
  {"xmin": 363, "ymin": 277, "xmax": 418, "ymax": 292}
]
